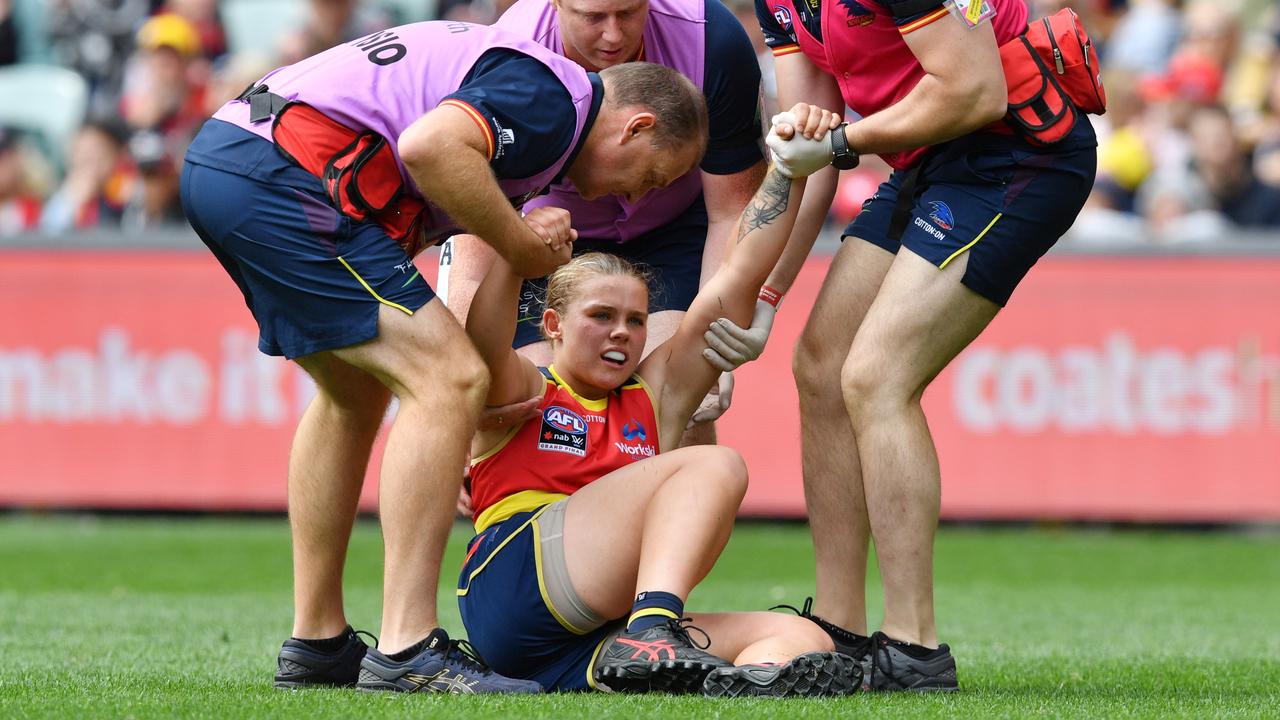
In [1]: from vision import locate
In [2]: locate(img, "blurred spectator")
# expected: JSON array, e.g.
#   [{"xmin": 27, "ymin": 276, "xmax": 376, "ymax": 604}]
[
  {"xmin": 40, "ymin": 119, "xmax": 133, "ymax": 233},
  {"xmin": 1185, "ymin": 103, "xmax": 1280, "ymax": 227},
  {"xmin": 278, "ymin": 0, "xmax": 391, "ymax": 65},
  {"xmin": 120, "ymin": 13, "xmax": 207, "ymax": 156},
  {"xmin": 1104, "ymin": 0, "xmax": 1182, "ymax": 75},
  {"xmin": 121, "ymin": 129, "xmax": 183, "ymax": 228},
  {"xmin": 1094, "ymin": 68, "xmax": 1155, "ymax": 213},
  {"xmin": 1, "ymin": 0, "xmax": 18, "ymax": 66},
  {"xmin": 47, "ymin": 0, "xmax": 151, "ymax": 116},
  {"xmin": 202, "ymin": 51, "xmax": 275, "ymax": 117},
  {"xmin": 161, "ymin": 0, "xmax": 226, "ymax": 61},
  {"xmin": 0, "ymin": 127, "xmax": 43, "ymax": 236},
  {"xmin": 436, "ymin": 0, "xmax": 499, "ymax": 23}
]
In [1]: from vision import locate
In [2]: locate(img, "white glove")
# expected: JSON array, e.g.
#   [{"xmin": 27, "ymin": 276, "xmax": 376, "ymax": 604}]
[
  {"xmin": 766, "ymin": 111, "xmax": 833, "ymax": 179},
  {"xmin": 701, "ymin": 299, "xmax": 776, "ymax": 372},
  {"xmin": 687, "ymin": 371, "xmax": 736, "ymax": 428}
]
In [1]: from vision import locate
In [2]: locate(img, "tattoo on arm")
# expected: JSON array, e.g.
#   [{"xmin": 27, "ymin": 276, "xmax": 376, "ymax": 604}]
[{"xmin": 737, "ymin": 170, "xmax": 792, "ymax": 243}]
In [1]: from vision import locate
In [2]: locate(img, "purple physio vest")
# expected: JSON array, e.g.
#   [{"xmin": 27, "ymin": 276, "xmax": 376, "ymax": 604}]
[
  {"xmin": 496, "ymin": 0, "xmax": 707, "ymax": 243},
  {"xmin": 211, "ymin": 21, "xmax": 596, "ymax": 246}
]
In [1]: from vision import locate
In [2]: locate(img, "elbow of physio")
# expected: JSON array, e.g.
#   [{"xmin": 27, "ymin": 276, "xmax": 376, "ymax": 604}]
[{"xmin": 970, "ymin": 77, "xmax": 1008, "ymax": 126}]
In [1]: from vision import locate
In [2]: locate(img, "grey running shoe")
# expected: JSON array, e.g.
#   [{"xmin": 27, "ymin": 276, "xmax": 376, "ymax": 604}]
[
  {"xmin": 273, "ymin": 626, "xmax": 369, "ymax": 689},
  {"xmin": 868, "ymin": 631, "xmax": 959, "ymax": 692},
  {"xmin": 771, "ymin": 598, "xmax": 872, "ymax": 689},
  {"xmin": 702, "ymin": 651, "xmax": 862, "ymax": 698},
  {"xmin": 358, "ymin": 628, "xmax": 542, "ymax": 694},
  {"xmin": 594, "ymin": 618, "xmax": 731, "ymax": 694}
]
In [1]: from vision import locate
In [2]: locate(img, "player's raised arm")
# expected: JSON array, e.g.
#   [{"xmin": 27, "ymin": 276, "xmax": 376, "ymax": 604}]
[{"xmin": 640, "ymin": 115, "xmax": 839, "ymax": 447}]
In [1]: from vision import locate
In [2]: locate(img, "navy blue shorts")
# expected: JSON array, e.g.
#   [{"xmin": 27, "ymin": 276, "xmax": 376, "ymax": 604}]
[
  {"xmin": 180, "ymin": 120, "xmax": 434, "ymax": 359},
  {"xmin": 457, "ymin": 506, "xmax": 622, "ymax": 692},
  {"xmin": 846, "ymin": 120, "xmax": 1097, "ymax": 306},
  {"xmin": 511, "ymin": 196, "xmax": 708, "ymax": 347}
]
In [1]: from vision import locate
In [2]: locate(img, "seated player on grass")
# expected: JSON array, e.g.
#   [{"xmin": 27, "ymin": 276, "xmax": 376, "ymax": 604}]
[{"xmin": 455, "ymin": 119, "xmax": 858, "ymax": 696}]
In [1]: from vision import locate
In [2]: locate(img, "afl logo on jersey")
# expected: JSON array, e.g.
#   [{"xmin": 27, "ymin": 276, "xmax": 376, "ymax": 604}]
[
  {"xmin": 545, "ymin": 406, "xmax": 587, "ymax": 435},
  {"xmin": 772, "ymin": 6, "xmax": 793, "ymax": 32},
  {"xmin": 540, "ymin": 406, "xmax": 588, "ymax": 457}
]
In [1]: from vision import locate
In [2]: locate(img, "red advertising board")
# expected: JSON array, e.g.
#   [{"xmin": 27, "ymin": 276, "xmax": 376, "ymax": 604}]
[{"xmin": 2, "ymin": 250, "xmax": 1278, "ymax": 520}]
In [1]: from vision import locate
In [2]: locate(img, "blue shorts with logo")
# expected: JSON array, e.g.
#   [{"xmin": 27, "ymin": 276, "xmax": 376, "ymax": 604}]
[
  {"xmin": 180, "ymin": 119, "xmax": 434, "ymax": 359},
  {"xmin": 457, "ymin": 506, "xmax": 621, "ymax": 692},
  {"xmin": 846, "ymin": 119, "xmax": 1097, "ymax": 306},
  {"xmin": 511, "ymin": 196, "xmax": 708, "ymax": 347}
]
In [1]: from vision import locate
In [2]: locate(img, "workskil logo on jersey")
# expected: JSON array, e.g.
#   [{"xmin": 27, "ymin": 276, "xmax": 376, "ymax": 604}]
[{"xmin": 539, "ymin": 405, "xmax": 587, "ymax": 457}]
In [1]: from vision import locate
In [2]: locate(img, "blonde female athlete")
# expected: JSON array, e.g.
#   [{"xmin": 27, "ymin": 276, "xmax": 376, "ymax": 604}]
[{"xmin": 455, "ymin": 119, "xmax": 854, "ymax": 696}]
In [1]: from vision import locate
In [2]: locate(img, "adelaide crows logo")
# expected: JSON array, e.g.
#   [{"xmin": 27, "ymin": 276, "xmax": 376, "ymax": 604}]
[
  {"xmin": 928, "ymin": 201, "xmax": 955, "ymax": 231},
  {"xmin": 838, "ymin": 0, "xmax": 874, "ymax": 26}
]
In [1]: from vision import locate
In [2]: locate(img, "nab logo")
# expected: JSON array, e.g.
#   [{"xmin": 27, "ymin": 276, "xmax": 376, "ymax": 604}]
[
  {"xmin": 928, "ymin": 201, "xmax": 954, "ymax": 231},
  {"xmin": 772, "ymin": 6, "xmax": 793, "ymax": 32},
  {"xmin": 545, "ymin": 406, "xmax": 587, "ymax": 435}
]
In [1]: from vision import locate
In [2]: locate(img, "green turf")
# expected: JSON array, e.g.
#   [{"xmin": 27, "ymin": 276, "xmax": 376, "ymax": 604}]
[{"xmin": 2, "ymin": 517, "xmax": 1277, "ymax": 718}]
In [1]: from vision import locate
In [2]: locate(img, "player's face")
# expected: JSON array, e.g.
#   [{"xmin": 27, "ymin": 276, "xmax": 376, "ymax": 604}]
[
  {"xmin": 553, "ymin": 0, "xmax": 649, "ymax": 71},
  {"xmin": 575, "ymin": 135, "xmax": 698, "ymax": 203},
  {"xmin": 549, "ymin": 274, "xmax": 649, "ymax": 395}
]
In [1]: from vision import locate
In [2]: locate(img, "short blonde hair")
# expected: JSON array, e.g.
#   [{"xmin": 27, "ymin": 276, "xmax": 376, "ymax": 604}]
[{"xmin": 541, "ymin": 253, "xmax": 651, "ymax": 339}]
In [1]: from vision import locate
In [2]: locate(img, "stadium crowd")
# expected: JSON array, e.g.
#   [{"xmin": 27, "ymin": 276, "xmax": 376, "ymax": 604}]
[{"xmin": 3, "ymin": 0, "xmax": 1280, "ymax": 243}]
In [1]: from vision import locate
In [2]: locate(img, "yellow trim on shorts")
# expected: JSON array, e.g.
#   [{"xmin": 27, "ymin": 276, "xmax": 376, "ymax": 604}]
[
  {"xmin": 532, "ymin": 510, "xmax": 593, "ymax": 636},
  {"xmin": 336, "ymin": 256, "xmax": 414, "ymax": 315},
  {"xmin": 457, "ymin": 505, "xmax": 547, "ymax": 597},
  {"xmin": 939, "ymin": 213, "xmax": 1003, "ymax": 270},
  {"xmin": 473, "ymin": 489, "xmax": 568, "ymax": 534}
]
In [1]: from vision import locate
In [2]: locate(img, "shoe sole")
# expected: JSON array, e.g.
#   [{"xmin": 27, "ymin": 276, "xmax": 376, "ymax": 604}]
[
  {"xmin": 596, "ymin": 659, "xmax": 724, "ymax": 694},
  {"xmin": 273, "ymin": 678, "xmax": 356, "ymax": 690},
  {"xmin": 703, "ymin": 652, "xmax": 860, "ymax": 698}
]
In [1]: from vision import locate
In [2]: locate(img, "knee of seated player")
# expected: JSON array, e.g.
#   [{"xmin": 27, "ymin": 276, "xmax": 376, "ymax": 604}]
[{"xmin": 668, "ymin": 445, "xmax": 748, "ymax": 499}]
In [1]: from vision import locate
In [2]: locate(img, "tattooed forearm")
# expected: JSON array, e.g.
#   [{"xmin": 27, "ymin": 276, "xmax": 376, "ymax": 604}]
[{"xmin": 736, "ymin": 169, "xmax": 793, "ymax": 243}]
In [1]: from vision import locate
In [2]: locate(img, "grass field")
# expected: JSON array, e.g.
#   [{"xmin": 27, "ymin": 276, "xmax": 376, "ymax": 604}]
[{"xmin": 2, "ymin": 516, "xmax": 1278, "ymax": 718}]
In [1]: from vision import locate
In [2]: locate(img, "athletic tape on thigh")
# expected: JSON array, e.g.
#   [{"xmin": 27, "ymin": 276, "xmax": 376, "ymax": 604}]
[{"xmin": 534, "ymin": 499, "xmax": 609, "ymax": 634}]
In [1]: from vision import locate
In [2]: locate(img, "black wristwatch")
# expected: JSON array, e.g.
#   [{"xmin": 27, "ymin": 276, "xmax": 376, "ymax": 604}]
[{"xmin": 830, "ymin": 123, "xmax": 859, "ymax": 170}]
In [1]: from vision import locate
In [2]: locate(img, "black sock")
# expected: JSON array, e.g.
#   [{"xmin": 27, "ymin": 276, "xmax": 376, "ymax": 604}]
[
  {"xmin": 386, "ymin": 637, "xmax": 428, "ymax": 662},
  {"xmin": 883, "ymin": 635, "xmax": 943, "ymax": 660},
  {"xmin": 294, "ymin": 626, "xmax": 352, "ymax": 652}
]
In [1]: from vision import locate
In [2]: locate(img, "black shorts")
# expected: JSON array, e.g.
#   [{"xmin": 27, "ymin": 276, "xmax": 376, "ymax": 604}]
[{"xmin": 846, "ymin": 119, "xmax": 1098, "ymax": 306}]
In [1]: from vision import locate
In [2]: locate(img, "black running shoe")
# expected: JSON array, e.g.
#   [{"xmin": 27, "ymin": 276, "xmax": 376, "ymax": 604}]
[
  {"xmin": 358, "ymin": 628, "xmax": 542, "ymax": 694},
  {"xmin": 867, "ymin": 631, "xmax": 959, "ymax": 692},
  {"xmin": 274, "ymin": 625, "xmax": 370, "ymax": 689},
  {"xmin": 702, "ymin": 651, "xmax": 862, "ymax": 698},
  {"xmin": 771, "ymin": 597, "xmax": 872, "ymax": 689},
  {"xmin": 594, "ymin": 618, "xmax": 732, "ymax": 694}
]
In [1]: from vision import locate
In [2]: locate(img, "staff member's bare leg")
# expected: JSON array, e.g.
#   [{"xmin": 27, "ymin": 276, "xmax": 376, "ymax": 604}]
[
  {"xmin": 295, "ymin": 300, "xmax": 488, "ymax": 653},
  {"xmin": 842, "ymin": 248, "xmax": 997, "ymax": 648},
  {"xmin": 793, "ymin": 238, "xmax": 894, "ymax": 632},
  {"xmin": 289, "ymin": 354, "xmax": 391, "ymax": 640}
]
